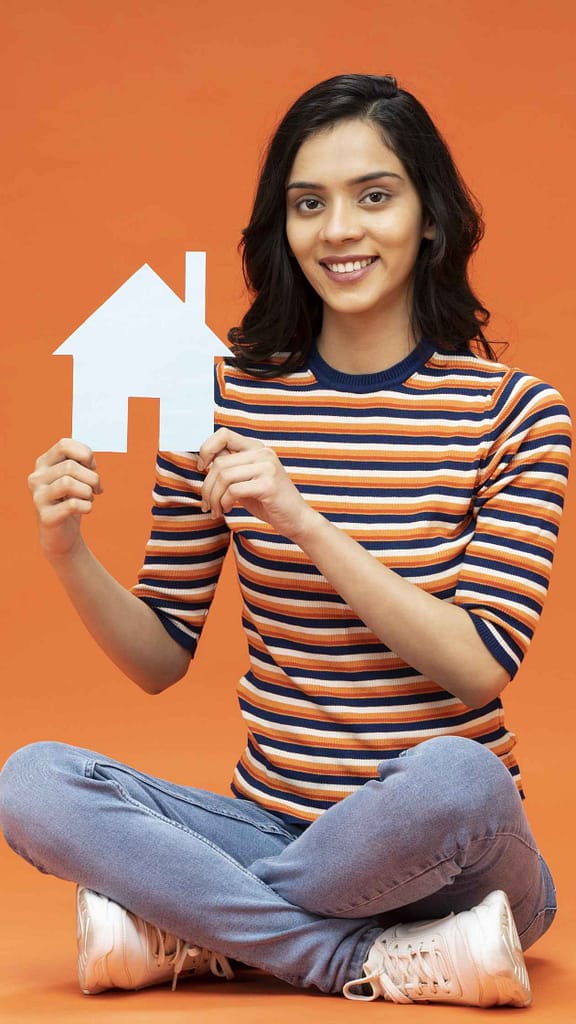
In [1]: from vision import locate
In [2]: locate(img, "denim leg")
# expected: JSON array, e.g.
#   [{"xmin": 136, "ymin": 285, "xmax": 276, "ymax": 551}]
[
  {"xmin": 250, "ymin": 736, "xmax": 557, "ymax": 952},
  {"xmin": 0, "ymin": 741, "xmax": 381, "ymax": 993}
]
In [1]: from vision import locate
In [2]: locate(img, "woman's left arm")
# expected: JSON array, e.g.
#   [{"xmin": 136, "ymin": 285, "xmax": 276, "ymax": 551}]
[
  {"xmin": 288, "ymin": 509, "xmax": 509, "ymax": 709},
  {"xmin": 198, "ymin": 428, "xmax": 509, "ymax": 708}
]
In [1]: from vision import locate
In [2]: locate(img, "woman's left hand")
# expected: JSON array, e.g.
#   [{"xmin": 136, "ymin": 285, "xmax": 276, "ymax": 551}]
[{"xmin": 197, "ymin": 428, "xmax": 317, "ymax": 541}]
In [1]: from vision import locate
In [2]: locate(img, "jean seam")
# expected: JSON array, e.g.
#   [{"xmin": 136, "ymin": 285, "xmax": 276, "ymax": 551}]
[
  {"xmin": 465, "ymin": 831, "xmax": 539, "ymax": 857},
  {"xmin": 326, "ymin": 831, "xmax": 539, "ymax": 914},
  {"xmin": 91, "ymin": 760, "xmax": 295, "ymax": 839},
  {"xmin": 103, "ymin": 775, "xmax": 300, "ymax": 899},
  {"xmin": 518, "ymin": 905, "xmax": 556, "ymax": 941},
  {"xmin": 346, "ymin": 927, "xmax": 387, "ymax": 987}
]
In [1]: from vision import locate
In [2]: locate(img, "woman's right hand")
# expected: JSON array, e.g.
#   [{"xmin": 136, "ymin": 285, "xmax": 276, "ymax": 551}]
[{"xmin": 27, "ymin": 438, "xmax": 104, "ymax": 560}]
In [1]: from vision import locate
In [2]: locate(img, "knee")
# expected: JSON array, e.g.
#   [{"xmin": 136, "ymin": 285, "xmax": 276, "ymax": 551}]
[
  {"xmin": 0, "ymin": 741, "xmax": 75, "ymax": 853},
  {"xmin": 397, "ymin": 736, "xmax": 523, "ymax": 833}
]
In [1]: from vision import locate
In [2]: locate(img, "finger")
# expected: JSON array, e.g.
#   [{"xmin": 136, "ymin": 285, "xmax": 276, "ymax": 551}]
[
  {"xmin": 219, "ymin": 477, "xmax": 268, "ymax": 515},
  {"xmin": 201, "ymin": 452, "xmax": 230, "ymax": 513},
  {"xmin": 35, "ymin": 477, "xmax": 96, "ymax": 513},
  {"xmin": 198, "ymin": 429, "xmax": 261, "ymax": 471},
  {"xmin": 200, "ymin": 447, "xmax": 271, "ymax": 502},
  {"xmin": 41, "ymin": 499, "xmax": 94, "ymax": 526},
  {"xmin": 29, "ymin": 459, "xmax": 103, "ymax": 496},
  {"xmin": 201, "ymin": 452, "xmax": 266, "ymax": 512},
  {"xmin": 35, "ymin": 438, "xmax": 98, "ymax": 475},
  {"xmin": 202, "ymin": 462, "xmax": 258, "ymax": 517}
]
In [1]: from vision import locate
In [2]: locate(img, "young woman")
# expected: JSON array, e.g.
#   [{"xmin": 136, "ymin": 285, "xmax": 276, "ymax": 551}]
[{"xmin": 1, "ymin": 74, "xmax": 571, "ymax": 1007}]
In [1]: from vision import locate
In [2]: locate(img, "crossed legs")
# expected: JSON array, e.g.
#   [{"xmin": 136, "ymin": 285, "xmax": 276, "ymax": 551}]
[{"xmin": 0, "ymin": 736, "xmax": 555, "ymax": 994}]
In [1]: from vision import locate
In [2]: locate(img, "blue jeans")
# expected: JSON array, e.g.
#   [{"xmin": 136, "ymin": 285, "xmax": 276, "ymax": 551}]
[{"xmin": 0, "ymin": 735, "xmax": 557, "ymax": 994}]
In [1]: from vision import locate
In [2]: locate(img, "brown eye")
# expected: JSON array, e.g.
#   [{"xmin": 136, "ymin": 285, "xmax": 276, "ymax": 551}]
[
  {"xmin": 362, "ymin": 191, "xmax": 390, "ymax": 205},
  {"xmin": 296, "ymin": 197, "xmax": 322, "ymax": 212}
]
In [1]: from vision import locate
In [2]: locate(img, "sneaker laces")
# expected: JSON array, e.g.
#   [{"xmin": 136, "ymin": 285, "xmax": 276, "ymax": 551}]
[
  {"xmin": 150, "ymin": 926, "xmax": 235, "ymax": 991},
  {"xmin": 345, "ymin": 937, "xmax": 452, "ymax": 1003}
]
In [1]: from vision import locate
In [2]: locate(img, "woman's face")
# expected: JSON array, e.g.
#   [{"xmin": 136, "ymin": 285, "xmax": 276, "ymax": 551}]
[{"xmin": 285, "ymin": 118, "xmax": 434, "ymax": 322}]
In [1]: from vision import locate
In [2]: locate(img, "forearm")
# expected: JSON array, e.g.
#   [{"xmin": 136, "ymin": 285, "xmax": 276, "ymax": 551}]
[
  {"xmin": 46, "ymin": 538, "xmax": 191, "ymax": 694},
  {"xmin": 292, "ymin": 509, "xmax": 510, "ymax": 708}
]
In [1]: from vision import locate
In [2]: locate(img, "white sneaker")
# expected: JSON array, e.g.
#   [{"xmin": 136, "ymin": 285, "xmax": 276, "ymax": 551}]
[
  {"xmin": 76, "ymin": 886, "xmax": 235, "ymax": 994},
  {"xmin": 343, "ymin": 890, "xmax": 531, "ymax": 1007}
]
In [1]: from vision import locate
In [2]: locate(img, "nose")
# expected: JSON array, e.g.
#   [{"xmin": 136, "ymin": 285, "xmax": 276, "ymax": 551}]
[{"xmin": 319, "ymin": 199, "xmax": 364, "ymax": 245}]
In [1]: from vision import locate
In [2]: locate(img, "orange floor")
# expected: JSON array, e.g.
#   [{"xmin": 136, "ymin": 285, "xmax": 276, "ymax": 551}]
[{"xmin": 1, "ymin": 841, "xmax": 574, "ymax": 1024}]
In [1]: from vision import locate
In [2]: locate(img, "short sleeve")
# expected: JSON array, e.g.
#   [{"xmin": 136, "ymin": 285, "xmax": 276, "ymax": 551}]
[
  {"xmin": 131, "ymin": 450, "xmax": 231, "ymax": 654},
  {"xmin": 452, "ymin": 372, "xmax": 572, "ymax": 679}
]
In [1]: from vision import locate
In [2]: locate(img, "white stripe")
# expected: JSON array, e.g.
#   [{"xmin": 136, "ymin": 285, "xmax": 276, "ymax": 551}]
[
  {"xmin": 477, "ymin": 620, "xmax": 520, "ymax": 668},
  {"xmin": 238, "ymin": 676, "xmax": 457, "ymax": 715},
  {"xmin": 240, "ymin": 707, "xmax": 498, "ymax": 742},
  {"xmin": 242, "ymin": 532, "xmax": 473, "ymax": 557},
  {"xmin": 239, "ymin": 552, "xmax": 458, "ymax": 572},
  {"xmin": 218, "ymin": 405, "xmax": 498, "ymax": 430},
  {"xmin": 294, "ymin": 492, "xmax": 476, "ymax": 507},
  {"xmin": 242, "ymin": 747, "xmax": 358, "ymax": 794},
  {"xmin": 458, "ymin": 562, "xmax": 548, "ymax": 598},
  {"xmin": 257, "ymin": 743, "xmax": 383, "ymax": 768},
  {"xmin": 229, "ymin": 510, "xmax": 473, "ymax": 530},
  {"xmin": 231, "ymin": 770, "xmax": 334, "ymax": 815},
  {"xmin": 470, "ymin": 515, "xmax": 558, "ymax": 543},
  {"xmin": 224, "ymin": 381, "xmax": 496, "ymax": 407},
  {"xmin": 495, "ymin": 495, "xmax": 564, "ymax": 519},
  {"xmin": 149, "ymin": 614, "xmax": 199, "ymax": 641},
  {"xmin": 456, "ymin": 589, "xmax": 539, "ymax": 623},
  {"xmin": 246, "ymin": 655, "xmax": 413, "ymax": 683},
  {"xmin": 134, "ymin": 584, "xmax": 217, "ymax": 600},
  {"xmin": 284, "ymin": 466, "xmax": 478, "ymax": 481},
  {"xmin": 469, "ymin": 543, "xmax": 552, "ymax": 573},
  {"xmin": 145, "ymin": 541, "xmax": 227, "ymax": 555}
]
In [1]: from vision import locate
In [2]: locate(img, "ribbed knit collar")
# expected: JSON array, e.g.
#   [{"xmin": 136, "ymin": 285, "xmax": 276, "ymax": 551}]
[{"xmin": 308, "ymin": 337, "xmax": 436, "ymax": 392}]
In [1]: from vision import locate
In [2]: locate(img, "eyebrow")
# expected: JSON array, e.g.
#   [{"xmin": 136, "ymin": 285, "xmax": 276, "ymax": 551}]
[{"xmin": 286, "ymin": 171, "xmax": 403, "ymax": 191}]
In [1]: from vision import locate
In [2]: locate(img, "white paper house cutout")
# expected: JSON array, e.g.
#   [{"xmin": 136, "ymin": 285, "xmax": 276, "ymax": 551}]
[{"xmin": 54, "ymin": 252, "xmax": 229, "ymax": 452}]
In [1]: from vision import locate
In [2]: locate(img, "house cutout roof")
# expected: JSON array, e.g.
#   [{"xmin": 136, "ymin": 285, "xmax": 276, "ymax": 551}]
[{"xmin": 54, "ymin": 252, "xmax": 229, "ymax": 452}]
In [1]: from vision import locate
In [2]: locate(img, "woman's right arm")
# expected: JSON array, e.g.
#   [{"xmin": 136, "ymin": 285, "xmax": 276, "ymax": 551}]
[{"xmin": 28, "ymin": 438, "xmax": 191, "ymax": 694}]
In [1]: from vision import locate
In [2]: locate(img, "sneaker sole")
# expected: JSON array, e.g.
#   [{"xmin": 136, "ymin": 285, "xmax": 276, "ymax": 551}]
[
  {"xmin": 483, "ymin": 891, "xmax": 532, "ymax": 1008},
  {"xmin": 77, "ymin": 886, "xmax": 117, "ymax": 994}
]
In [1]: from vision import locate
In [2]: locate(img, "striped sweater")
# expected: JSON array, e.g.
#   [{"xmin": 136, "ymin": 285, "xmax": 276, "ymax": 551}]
[{"xmin": 132, "ymin": 339, "xmax": 572, "ymax": 823}]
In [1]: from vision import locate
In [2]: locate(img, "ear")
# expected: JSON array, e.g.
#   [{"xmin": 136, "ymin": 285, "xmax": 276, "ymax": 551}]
[{"xmin": 422, "ymin": 215, "xmax": 436, "ymax": 241}]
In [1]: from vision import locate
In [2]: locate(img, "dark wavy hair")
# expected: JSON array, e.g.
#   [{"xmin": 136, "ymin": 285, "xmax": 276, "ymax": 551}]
[{"xmin": 228, "ymin": 74, "xmax": 502, "ymax": 377}]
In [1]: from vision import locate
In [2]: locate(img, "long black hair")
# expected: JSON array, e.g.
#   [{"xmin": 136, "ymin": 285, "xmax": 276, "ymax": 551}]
[{"xmin": 228, "ymin": 74, "xmax": 501, "ymax": 377}]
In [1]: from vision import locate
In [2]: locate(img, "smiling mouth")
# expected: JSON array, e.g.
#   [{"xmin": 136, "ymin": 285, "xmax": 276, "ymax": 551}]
[{"xmin": 320, "ymin": 256, "xmax": 378, "ymax": 274}]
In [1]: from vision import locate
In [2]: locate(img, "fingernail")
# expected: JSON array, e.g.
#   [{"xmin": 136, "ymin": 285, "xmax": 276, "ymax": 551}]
[{"xmin": 197, "ymin": 458, "xmax": 204, "ymax": 472}]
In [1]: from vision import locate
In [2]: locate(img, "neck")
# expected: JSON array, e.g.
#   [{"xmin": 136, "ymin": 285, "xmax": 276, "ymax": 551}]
[{"xmin": 317, "ymin": 306, "xmax": 418, "ymax": 374}]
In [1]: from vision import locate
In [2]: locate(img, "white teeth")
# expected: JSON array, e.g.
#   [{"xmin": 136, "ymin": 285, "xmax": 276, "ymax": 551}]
[{"xmin": 325, "ymin": 258, "xmax": 375, "ymax": 273}]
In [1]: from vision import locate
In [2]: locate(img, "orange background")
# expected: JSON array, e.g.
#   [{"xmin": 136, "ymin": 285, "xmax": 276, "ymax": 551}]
[{"xmin": 1, "ymin": 1, "xmax": 575, "ymax": 1020}]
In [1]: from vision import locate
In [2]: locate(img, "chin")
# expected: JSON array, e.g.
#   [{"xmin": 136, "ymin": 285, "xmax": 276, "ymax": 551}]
[{"xmin": 327, "ymin": 295, "xmax": 386, "ymax": 316}]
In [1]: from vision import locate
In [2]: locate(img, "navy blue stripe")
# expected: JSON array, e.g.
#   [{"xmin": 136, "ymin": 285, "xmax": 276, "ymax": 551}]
[
  {"xmin": 138, "ymin": 602, "xmax": 198, "ymax": 653},
  {"xmin": 460, "ymin": 555, "xmax": 550, "ymax": 588},
  {"xmin": 243, "ymin": 673, "xmax": 459, "ymax": 708},
  {"xmin": 157, "ymin": 454, "xmax": 199, "ymax": 478},
  {"xmin": 150, "ymin": 527, "xmax": 229, "ymax": 542},
  {"xmin": 456, "ymin": 580, "xmax": 542, "ymax": 616},
  {"xmin": 238, "ymin": 698, "xmax": 494, "ymax": 733},
  {"xmin": 233, "ymin": 761, "xmax": 333, "ymax": 810},
  {"xmin": 137, "ymin": 575, "xmax": 222, "ymax": 591}
]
